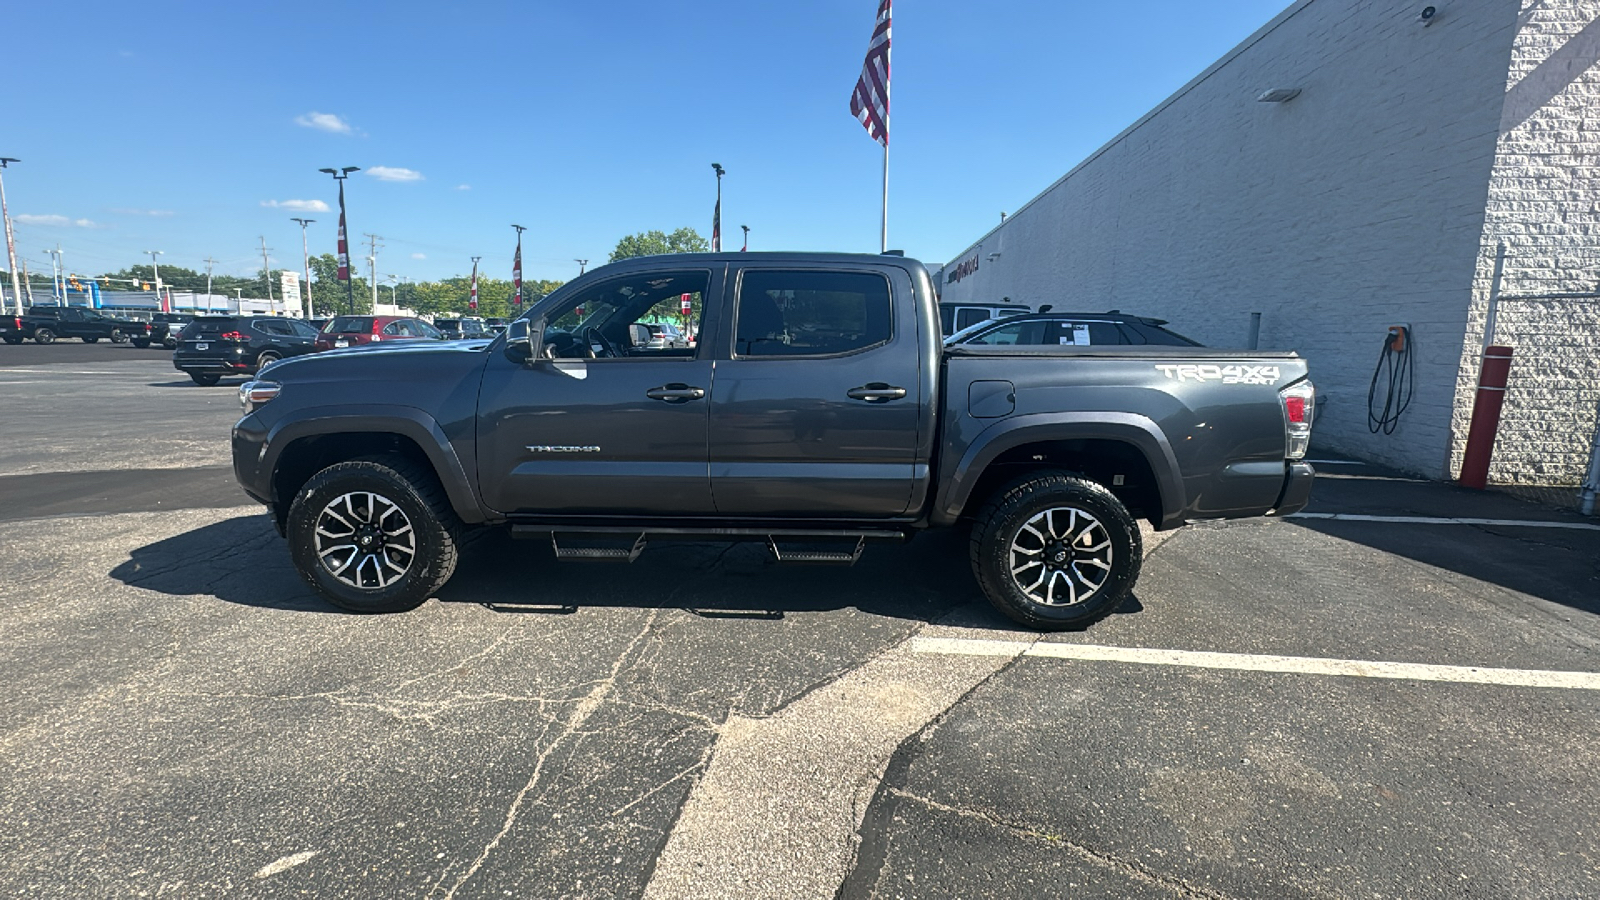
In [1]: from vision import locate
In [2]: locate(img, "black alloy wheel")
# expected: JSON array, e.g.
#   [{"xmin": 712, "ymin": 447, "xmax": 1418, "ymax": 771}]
[
  {"xmin": 110, "ymin": 329, "xmax": 129, "ymax": 344},
  {"xmin": 33, "ymin": 328, "xmax": 55, "ymax": 345},
  {"xmin": 287, "ymin": 457, "xmax": 463, "ymax": 613},
  {"xmin": 970, "ymin": 472, "xmax": 1142, "ymax": 630}
]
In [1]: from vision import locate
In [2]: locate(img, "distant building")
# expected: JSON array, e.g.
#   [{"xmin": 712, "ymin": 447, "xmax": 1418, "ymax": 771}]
[{"xmin": 934, "ymin": 0, "xmax": 1600, "ymax": 499}]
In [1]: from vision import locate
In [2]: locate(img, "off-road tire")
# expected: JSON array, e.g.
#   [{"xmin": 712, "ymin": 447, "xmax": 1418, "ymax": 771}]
[
  {"xmin": 189, "ymin": 372, "xmax": 221, "ymax": 386},
  {"xmin": 82, "ymin": 336, "xmax": 99, "ymax": 343},
  {"xmin": 970, "ymin": 472, "xmax": 1142, "ymax": 631},
  {"xmin": 34, "ymin": 328, "xmax": 55, "ymax": 345},
  {"xmin": 287, "ymin": 457, "xmax": 462, "ymax": 614}
]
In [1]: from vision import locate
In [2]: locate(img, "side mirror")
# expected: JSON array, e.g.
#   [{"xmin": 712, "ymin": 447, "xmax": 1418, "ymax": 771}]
[
  {"xmin": 629, "ymin": 323, "xmax": 651, "ymax": 347},
  {"xmin": 505, "ymin": 318, "xmax": 544, "ymax": 363}
]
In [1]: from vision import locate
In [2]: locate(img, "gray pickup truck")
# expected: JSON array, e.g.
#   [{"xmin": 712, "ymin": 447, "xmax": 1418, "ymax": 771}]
[{"xmin": 231, "ymin": 252, "xmax": 1315, "ymax": 629}]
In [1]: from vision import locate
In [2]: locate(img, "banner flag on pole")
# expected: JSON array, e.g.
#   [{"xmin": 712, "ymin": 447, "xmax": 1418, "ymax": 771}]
[
  {"xmin": 712, "ymin": 195, "xmax": 722, "ymax": 252},
  {"xmin": 512, "ymin": 239, "xmax": 523, "ymax": 307},
  {"xmin": 850, "ymin": 0, "xmax": 891, "ymax": 148},
  {"xmin": 336, "ymin": 181, "xmax": 351, "ymax": 282},
  {"xmin": 469, "ymin": 259, "xmax": 479, "ymax": 310}
]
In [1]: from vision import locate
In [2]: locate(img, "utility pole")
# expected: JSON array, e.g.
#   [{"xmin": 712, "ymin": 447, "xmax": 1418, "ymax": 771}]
[
  {"xmin": 0, "ymin": 158, "xmax": 22, "ymax": 315},
  {"xmin": 259, "ymin": 236, "xmax": 275, "ymax": 311},
  {"xmin": 144, "ymin": 250, "xmax": 163, "ymax": 310},
  {"xmin": 290, "ymin": 217, "xmax": 315, "ymax": 317},
  {"xmin": 19, "ymin": 259, "xmax": 33, "ymax": 305},
  {"xmin": 45, "ymin": 247, "xmax": 62, "ymax": 303},
  {"xmin": 575, "ymin": 259, "xmax": 588, "ymax": 276},
  {"xmin": 203, "ymin": 257, "xmax": 217, "ymax": 313},
  {"xmin": 364, "ymin": 233, "xmax": 382, "ymax": 310}
]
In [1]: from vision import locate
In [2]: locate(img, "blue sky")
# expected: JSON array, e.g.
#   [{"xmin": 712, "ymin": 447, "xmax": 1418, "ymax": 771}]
[{"xmin": 4, "ymin": 0, "xmax": 1288, "ymax": 284}]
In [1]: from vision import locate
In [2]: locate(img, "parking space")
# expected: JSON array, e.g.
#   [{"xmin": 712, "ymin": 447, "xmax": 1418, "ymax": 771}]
[{"xmin": 2, "ymin": 347, "xmax": 1598, "ymax": 898}]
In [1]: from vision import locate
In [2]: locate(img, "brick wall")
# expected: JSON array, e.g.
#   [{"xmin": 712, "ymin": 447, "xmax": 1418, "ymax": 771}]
[
  {"xmin": 1450, "ymin": 0, "xmax": 1600, "ymax": 489},
  {"xmin": 938, "ymin": 0, "xmax": 1519, "ymax": 477}
]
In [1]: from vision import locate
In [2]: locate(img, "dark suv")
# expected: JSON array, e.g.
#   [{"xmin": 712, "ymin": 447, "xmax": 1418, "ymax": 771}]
[
  {"xmin": 172, "ymin": 316, "xmax": 321, "ymax": 385},
  {"xmin": 434, "ymin": 317, "xmax": 491, "ymax": 340}
]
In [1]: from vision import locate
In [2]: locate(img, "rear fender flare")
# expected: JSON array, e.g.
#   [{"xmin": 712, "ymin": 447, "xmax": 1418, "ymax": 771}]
[
  {"xmin": 936, "ymin": 412, "xmax": 1186, "ymax": 528},
  {"xmin": 263, "ymin": 405, "xmax": 489, "ymax": 524}
]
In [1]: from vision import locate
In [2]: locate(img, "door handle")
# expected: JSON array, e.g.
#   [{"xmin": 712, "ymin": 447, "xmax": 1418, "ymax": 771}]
[
  {"xmin": 646, "ymin": 383, "xmax": 706, "ymax": 403},
  {"xmin": 847, "ymin": 383, "xmax": 907, "ymax": 402}
]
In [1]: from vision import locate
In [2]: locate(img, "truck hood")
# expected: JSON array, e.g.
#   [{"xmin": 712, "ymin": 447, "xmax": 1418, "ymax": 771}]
[{"xmin": 260, "ymin": 337, "xmax": 495, "ymax": 381}]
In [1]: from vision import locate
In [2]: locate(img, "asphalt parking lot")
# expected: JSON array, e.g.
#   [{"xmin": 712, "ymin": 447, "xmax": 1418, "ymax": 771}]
[{"xmin": 2, "ymin": 343, "xmax": 1598, "ymax": 899}]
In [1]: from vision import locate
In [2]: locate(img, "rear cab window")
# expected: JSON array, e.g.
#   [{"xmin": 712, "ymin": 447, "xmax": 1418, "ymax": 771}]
[{"xmin": 733, "ymin": 270, "xmax": 892, "ymax": 357}]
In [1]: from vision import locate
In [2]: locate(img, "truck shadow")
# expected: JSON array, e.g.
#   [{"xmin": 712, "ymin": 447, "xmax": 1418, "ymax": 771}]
[{"xmin": 109, "ymin": 515, "xmax": 1066, "ymax": 630}]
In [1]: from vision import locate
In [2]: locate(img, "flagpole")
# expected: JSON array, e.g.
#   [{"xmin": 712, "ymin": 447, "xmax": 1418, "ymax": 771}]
[{"xmin": 881, "ymin": 138, "xmax": 889, "ymax": 254}]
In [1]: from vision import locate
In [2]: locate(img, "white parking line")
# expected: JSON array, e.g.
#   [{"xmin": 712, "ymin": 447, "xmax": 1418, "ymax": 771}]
[
  {"xmin": 1287, "ymin": 512, "xmax": 1600, "ymax": 531},
  {"xmin": 911, "ymin": 638, "xmax": 1600, "ymax": 690},
  {"xmin": 0, "ymin": 368, "xmax": 139, "ymax": 376},
  {"xmin": 1304, "ymin": 459, "xmax": 1367, "ymax": 465}
]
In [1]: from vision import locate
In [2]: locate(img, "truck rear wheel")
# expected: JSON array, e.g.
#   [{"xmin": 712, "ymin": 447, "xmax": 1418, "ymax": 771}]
[
  {"xmin": 287, "ymin": 457, "xmax": 462, "ymax": 614},
  {"xmin": 110, "ymin": 329, "xmax": 129, "ymax": 344},
  {"xmin": 82, "ymin": 336, "xmax": 100, "ymax": 343},
  {"xmin": 969, "ymin": 472, "xmax": 1141, "ymax": 631},
  {"xmin": 34, "ymin": 328, "xmax": 55, "ymax": 345}
]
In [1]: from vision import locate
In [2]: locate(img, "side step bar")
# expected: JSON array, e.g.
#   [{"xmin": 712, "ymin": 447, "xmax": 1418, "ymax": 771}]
[{"xmin": 521, "ymin": 526, "xmax": 904, "ymax": 566}]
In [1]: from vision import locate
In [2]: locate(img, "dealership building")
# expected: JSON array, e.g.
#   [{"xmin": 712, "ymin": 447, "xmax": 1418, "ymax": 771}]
[{"xmin": 933, "ymin": 0, "xmax": 1600, "ymax": 502}]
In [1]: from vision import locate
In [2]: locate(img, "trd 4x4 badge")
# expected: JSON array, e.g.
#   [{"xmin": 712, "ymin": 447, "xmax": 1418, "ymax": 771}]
[{"xmin": 1155, "ymin": 364, "xmax": 1281, "ymax": 385}]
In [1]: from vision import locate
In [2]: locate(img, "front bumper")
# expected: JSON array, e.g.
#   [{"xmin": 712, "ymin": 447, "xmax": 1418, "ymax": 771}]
[
  {"xmin": 1270, "ymin": 461, "xmax": 1316, "ymax": 516},
  {"xmin": 232, "ymin": 411, "xmax": 271, "ymax": 506}
]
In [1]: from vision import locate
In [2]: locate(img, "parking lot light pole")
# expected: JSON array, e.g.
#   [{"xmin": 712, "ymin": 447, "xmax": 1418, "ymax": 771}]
[
  {"xmin": 144, "ymin": 250, "xmax": 163, "ymax": 312},
  {"xmin": 290, "ymin": 217, "xmax": 315, "ymax": 318},
  {"xmin": 0, "ymin": 158, "xmax": 23, "ymax": 315},
  {"xmin": 319, "ymin": 166, "xmax": 360, "ymax": 314}
]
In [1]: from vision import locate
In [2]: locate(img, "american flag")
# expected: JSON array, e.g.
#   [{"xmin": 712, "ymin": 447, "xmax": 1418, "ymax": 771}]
[
  {"xmin": 512, "ymin": 240, "xmax": 523, "ymax": 307},
  {"xmin": 850, "ymin": 0, "xmax": 891, "ymax": 147}
]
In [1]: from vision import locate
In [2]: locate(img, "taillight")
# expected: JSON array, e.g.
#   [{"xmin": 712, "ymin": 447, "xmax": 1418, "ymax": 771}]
[
  {"xmin": 142, "ymin": 323, "xmax": 152, "ymax": 333},
  {"xmin": 1280, "ymin": 380, "xmax": 1315, "ymax": 459},
  {"xmin": 372, "ymin": 321, "xmax": 383, "ymax": 333},
  {"xmin": 221, "ymin": 331, "xmax": 246, "ymax": 341}
]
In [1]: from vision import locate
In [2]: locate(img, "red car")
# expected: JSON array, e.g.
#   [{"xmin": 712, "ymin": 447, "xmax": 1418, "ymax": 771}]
[{"xmin": 313, "ymin": 315, "xmax": 443, "ymax": 351}]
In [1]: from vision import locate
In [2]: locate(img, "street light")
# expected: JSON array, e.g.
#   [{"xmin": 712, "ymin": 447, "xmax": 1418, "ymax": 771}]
[
  {"xmin": 741, "ymin": 224, "xmax": 750, "ymax": 252},
  {"xmin": 0, "ymin": 158, "xmax": 22, "ymax": 315},
  {"xmin": 290, "ymin": 217, "xmax": 315, "ymax": 317},
  {"xmin": 319, "ymin": 166, "xmax": 360, "ymax": 313},
  {"xmin": 711, "ymin": 163, "xmax": 724, "ymax": 251},
  {"xmin": 575, "ymin": 259, "xmax": 588, "ymax": 276}
]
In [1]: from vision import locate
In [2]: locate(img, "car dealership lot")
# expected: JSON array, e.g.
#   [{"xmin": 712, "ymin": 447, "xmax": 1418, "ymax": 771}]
[{"xmin": 2, "ymin": 344, "xmax": 1599, "ymax": 898}]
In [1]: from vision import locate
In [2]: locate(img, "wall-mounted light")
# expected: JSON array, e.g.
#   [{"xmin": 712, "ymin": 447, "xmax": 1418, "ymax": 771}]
[
  {"xmin": 1256, "ymin": 88, "xmax": 1302, "ymax": 103},
  {"xmin": 1419, "ymin": 5, "xmax": 1437, "ymax": 25},
  {"xmin": 988, "ymin": 252, "xmax": 1002, "ymax": 262}
]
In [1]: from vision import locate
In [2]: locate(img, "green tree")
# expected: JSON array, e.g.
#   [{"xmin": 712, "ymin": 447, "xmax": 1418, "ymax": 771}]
[
  {"xmin": 608, "ymin": 227, "xmax": 709, "ymax": 263},
  {"xmin": 307, "ymin": 252, "xmax": 373, "ymax": 315}
]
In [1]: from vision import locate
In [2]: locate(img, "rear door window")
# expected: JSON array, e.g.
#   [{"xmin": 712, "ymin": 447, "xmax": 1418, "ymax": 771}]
[
  {"xmin": 954, "ymin": 307, "xmax": 990, "ymax": 332},
  {"xmin": 733, "ymin": 270, "xmax": 892, "ymax": 357}
]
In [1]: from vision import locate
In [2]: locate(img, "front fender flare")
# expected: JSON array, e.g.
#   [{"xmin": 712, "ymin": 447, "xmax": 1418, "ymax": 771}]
[
  {"xmin": 935, "ymin": 412, "xmax": 1186, "ymax": 528},
  {"xmin": 261, "ymin": 404, "xmax": 489, "ymax": 524}
]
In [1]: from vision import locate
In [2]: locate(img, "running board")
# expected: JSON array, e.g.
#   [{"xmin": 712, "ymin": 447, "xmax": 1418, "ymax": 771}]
[
  {"xmin": 767, "ymin": 536, "xmax": 866, "ymax": 566},
  {"xmin": 550, "ymin": 532, "xmax": 647, "ymax": 562}
]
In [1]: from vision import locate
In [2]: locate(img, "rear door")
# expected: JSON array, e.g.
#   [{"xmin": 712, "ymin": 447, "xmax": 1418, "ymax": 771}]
[{"xmin": 706, "ymin": 265, "xmax": 923, "ymax": 518}]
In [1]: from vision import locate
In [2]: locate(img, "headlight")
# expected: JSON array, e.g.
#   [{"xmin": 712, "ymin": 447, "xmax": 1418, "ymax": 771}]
[{"xmin": 239, "ymin": 380, "xmax": 281, "ymax": 413}]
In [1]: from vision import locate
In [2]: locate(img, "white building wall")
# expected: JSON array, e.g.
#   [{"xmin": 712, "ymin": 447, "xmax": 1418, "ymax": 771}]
[
  {"xmin": 1451, "ymin": 0, "xmax": 1600, "ymax": 488},
  {"xmin": 938, "ymin": 0, "xmax": 1519, "ymax": 477}
]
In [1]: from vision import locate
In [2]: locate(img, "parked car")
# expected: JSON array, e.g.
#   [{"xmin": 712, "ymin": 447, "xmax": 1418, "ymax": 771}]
[
  {"xmin": 313, "ymin": 315, "xmax": 443, "ymax": 351},
  {"xmin": 640, "ymin": 322, "xmax": 689, "ymax": 349},
  {"xmin": 172, "ymin": 316, "xmax": 321, "ymax": 386},
  {"xmin": 154, "ymin": 313, "xmax": 195, "ymax": 349},
  {"xmin": 434, "ymin": 317, "xmax": 491, "ymax": 340},
  {"xmin": 1, "ymin": 306, "xmax": 158, "ymax": 345},
  {"xmin": 938, "ymin": 300, "xmax": 1031, "ymax": 335},
  {"xmin": 945, "ymin": 311, "xmax": 1203, "ymax": 348},
  {"xmin": 232, "ymin": 251, "xmax": 1315, "ymax": 629},
  {"xmin": 484, "ymin": 317, "xmax": 509, "ymax": 335}
]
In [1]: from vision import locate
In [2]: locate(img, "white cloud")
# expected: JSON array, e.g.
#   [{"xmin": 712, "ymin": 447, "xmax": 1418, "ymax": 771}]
[
  {"xmin": 295, "ymin": 112, "xmax": 353, "ymax": 134},
  {"xmin": 455, "ymin": 184, "xmax": 471, "ymax": 191},
  {"xmin": 260, "ymin": 199, "xmax": 331, "ymax": 213},
  {"xmin": 367, "ymin": 166, "xmax": 423, "ymax": 182},
  {"xmin": 110, "ymin": 207, "xmax": 175, "ymax": 217},
  {"xmin": 15, "ymin": 214, "xmax": 101, "ymax": 228},
  {"xmin": 410, "ymin": 253, "xmax": 426, "ymax": 260}
]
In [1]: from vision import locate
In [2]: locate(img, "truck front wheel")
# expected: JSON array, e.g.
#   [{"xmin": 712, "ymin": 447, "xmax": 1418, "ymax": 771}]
[
  {"xmin": 287, "ymin": 458, "xmax": 462, "ymax": 614},
  {"xmin": 970, "ymin": 473, "xmax": 1142, "ymax": 631}
]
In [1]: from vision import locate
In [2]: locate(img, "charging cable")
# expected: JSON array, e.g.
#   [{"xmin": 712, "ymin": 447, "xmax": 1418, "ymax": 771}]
[{"xmin": 1368, "ymin": 326, "xmax": 1414, "ymax": 434}]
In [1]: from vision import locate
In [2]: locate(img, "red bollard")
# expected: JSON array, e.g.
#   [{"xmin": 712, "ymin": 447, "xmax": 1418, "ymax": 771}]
[{"xmin": 1459, "ymin": 345, "xmax": 1514, "ymax": 489}]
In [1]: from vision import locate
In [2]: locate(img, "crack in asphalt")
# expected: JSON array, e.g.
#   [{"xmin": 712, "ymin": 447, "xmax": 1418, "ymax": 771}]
[
  {"xmin": 428, "ymin": 607, "xmax": 664, "ymax": 900},
  {"xmin": 884, "ymin": 788, "xmax": 1242, "ymax": 900}
]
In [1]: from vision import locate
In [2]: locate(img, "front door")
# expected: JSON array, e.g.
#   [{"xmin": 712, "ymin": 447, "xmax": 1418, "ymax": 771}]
[
  {"xmin": 707, "ymin": 266, "xmax": 923, "ymax": 518},
  {"xmin": 476, "ymin": 268, "xmax": 719, "ymax": 516}
]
